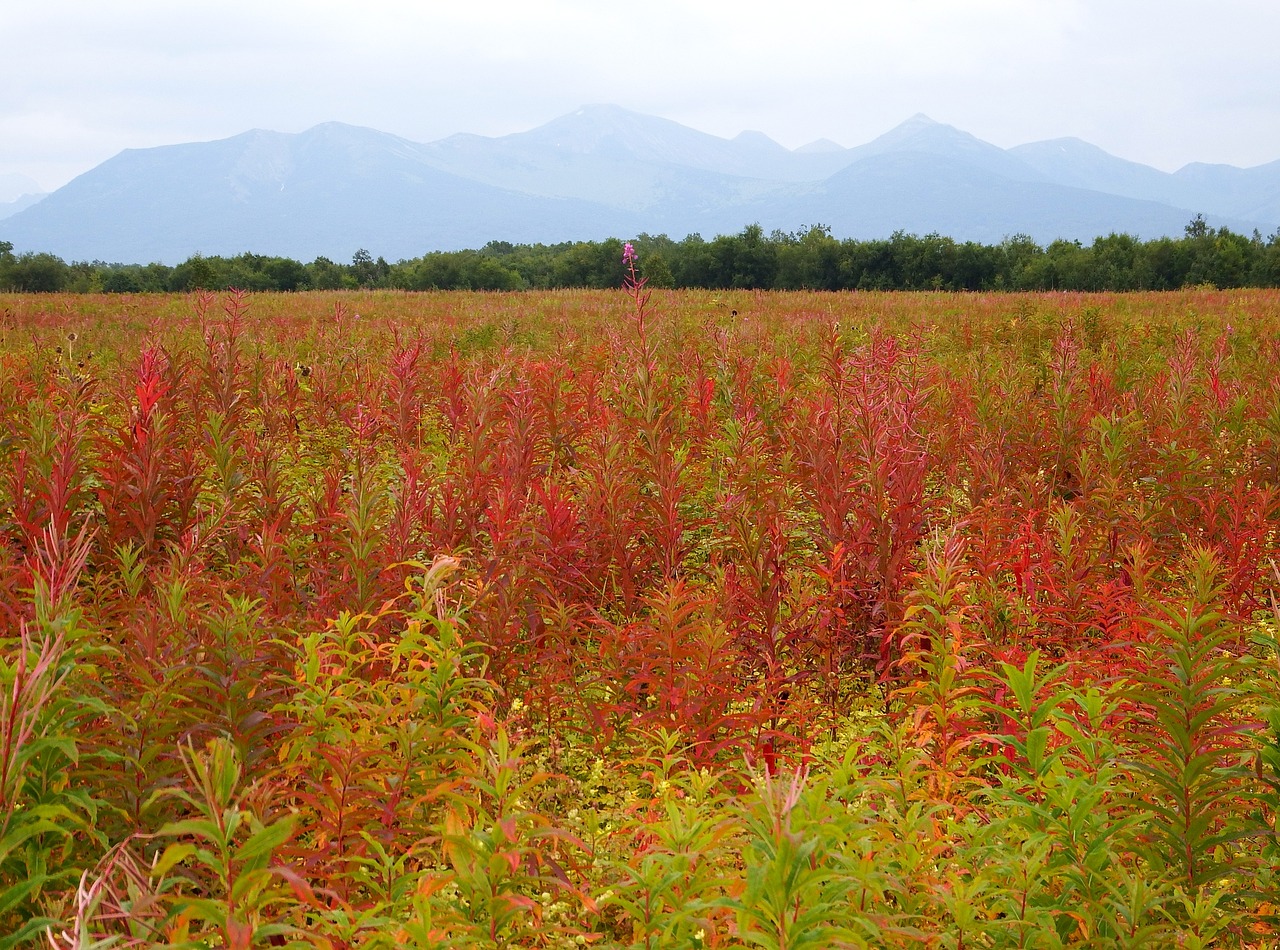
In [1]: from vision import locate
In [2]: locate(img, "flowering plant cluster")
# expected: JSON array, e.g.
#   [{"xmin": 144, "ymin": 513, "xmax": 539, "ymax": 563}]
[{"xmin": 1, "ymin": 284, "xmax": 1278, "ymax": 945}]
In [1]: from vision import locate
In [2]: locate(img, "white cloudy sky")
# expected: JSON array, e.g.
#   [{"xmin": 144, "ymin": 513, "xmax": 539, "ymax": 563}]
[{"xmin": 2, "ymin": 0, "xmax": 1277, "ymax": 199}]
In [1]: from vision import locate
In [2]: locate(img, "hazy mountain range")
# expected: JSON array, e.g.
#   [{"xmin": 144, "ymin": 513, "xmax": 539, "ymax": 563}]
[
  {"xmin": 3, "ymin": 105, "xmax": 1278, "ymax": 264},
  {"xmin": 0, "ymin": 172, "xmax": 47, "ymax": 220}
]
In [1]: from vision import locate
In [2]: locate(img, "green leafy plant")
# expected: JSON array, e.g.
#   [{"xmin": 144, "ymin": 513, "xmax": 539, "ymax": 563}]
[
  {"xmin": 1126, "ymin": 549, "xmax": 1263, "ymax": 934},
  {"xmin": 150, "ymin": 736, "xmax": 296, "ymax": 949}
]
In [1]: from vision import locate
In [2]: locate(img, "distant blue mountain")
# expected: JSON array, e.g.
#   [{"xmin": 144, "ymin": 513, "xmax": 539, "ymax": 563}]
[
  {"xmin": 3, "ymin": 106, "xmax": 1276, "ymax": 263},
  {"xmin": 0, "ymin": 192, "xmax": 45, "ymax": 221}
]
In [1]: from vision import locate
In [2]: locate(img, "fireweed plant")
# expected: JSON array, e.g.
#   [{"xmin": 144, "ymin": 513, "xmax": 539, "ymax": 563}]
[{"xmin": 0, "ymin": 274, "xmax": 1277, "ymax": 945}]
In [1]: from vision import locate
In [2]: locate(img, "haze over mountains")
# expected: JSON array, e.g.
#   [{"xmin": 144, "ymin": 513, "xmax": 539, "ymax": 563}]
[
  {"xmin": 3, "ymin": 105, "xmax": 1278, "ymax": 265},
  {"xmin": 0, "ymin": 173, "xmax": 47, "ymax": 221}
]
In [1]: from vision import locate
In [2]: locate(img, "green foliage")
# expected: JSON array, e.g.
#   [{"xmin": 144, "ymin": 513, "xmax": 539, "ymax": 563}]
[
  {"xmin": 727, "ymin": 766, "xmax": 857, "ymax": 949},
  {"xmin": 598, "ymin": 732, "xmax": 735, "ymax": 947},
  {"xmin": 150, "ymin": 737, "xmax": 297, "ymax": 948},
  {"xmin": 8, "ymin": 217, "xmax": 1280, "ymax": 292},
  {"xmin": 1126, "ymin": 551, "xmax": 1260, "ymax": 895},
  {"xmin": 0, "ymin": 532, "xmax": 104, "ymax": 947},
  {"xmin": 0, "ymin": 625, "xmax": 91, "ymax": 945}
]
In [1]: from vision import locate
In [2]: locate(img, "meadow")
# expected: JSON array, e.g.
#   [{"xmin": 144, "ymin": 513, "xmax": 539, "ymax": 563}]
[{"xmin": 1, "ymin": 280, "xmax": 1278, "ymax": 947}]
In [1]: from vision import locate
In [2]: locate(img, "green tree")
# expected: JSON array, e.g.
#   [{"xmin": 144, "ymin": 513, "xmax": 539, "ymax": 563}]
[
  {"xmin": 350, "ymin": 248, "xmax": 389, "ymax": 288},
  {"xmin": 404, "ymin": 252, "xmax": 464, "ymax": 290},
  {"xmin": 1090, "ymin": 233, "xmax": 1142, "ymax": 290},
  {"xmin": 172, "ymin": 253, "xmax": 216, "ymax": 291},
  {"xmin": 952, "ymin": 240, "xmax": 1001, "ymax": 290},
  {"xmin": 101, "ymin": 267, "xmax": 144, "ymax": 293},
  {"xmin": 263, "ymin": 256, "xmax": 310, "ymax": 291},
  {"xmin": 1250, "ymin": 228, "xmax": 1280, "ymax": 286},
  {"xmin": 641, "ymin": 250, "xmax": 675, "ymax": 288},
  {"xmin": 1139, "ymin": 237, "xmax": 1189, "ymax": 290},
  {"xmin": 773, "ymin": 225, "xmax": 840, "ymax": 290},
  {"xmin": 632, "ymin": 233, "xmax": 677, "ymax": 288},
  {"xmin": 6, "ymin": 251, "xmax": 68, "ymax": 292},
  {"xmin": 308, "ymin": 256, "xmax": 349, "ymax": 290},
  {"xmin": 460, "ymin": 254, "xmax": 524, "ymax": 290},
  {"xmin": 671, "ymin": 233, "xmax": 715, "ymax": 287},
  {"xmin": 999, "ymin": 234, "xmax": 1043, "ymax": 289},
  {"xmin": 1206, "ymin": 229, "xmax": 1253, "ymax": 287}
]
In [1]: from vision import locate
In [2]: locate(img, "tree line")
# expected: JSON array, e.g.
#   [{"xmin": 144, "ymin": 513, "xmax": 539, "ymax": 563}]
[{"xmin": 3, "ymin": 217, "xmax": 1279, "ymax": 293}]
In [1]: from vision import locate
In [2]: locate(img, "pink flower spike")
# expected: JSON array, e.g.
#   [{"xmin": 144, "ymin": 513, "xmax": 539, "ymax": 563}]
[{"xmin": 622, "ymin": 242, "xmax": 637, "ymax": 265}]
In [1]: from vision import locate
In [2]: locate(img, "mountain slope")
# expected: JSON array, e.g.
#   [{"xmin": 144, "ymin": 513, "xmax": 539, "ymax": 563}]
[
  {"xmin": 0, "ymin": 192, "xmax": 45, "ymax": 221},
  {"xmin": 1010, "ymin": 138, "xmax": 1179, "ymax": 203},
  {"xmin": 1012, "ymin": 139, "xmax": 1280, "ymax": 227},
  {"xmin": 730, "ymin": 151, "xmax": 1262, "ymax": 244},
  {"xmin": 1172, "ymin": 159, "xmax": 1280, "ymax": 224}
]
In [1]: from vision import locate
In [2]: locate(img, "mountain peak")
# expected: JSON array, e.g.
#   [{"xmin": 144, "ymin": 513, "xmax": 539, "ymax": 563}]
[
  {"xmin": 853, "ymin": 113, "xmax": 1045, "ymax": 182},
  {"xmin": 855, "ymin": 113, "xmax": 987, "ymax": 158},
  {"xmin": 1014, "ymin": 136, "xmax": 1110, "ymax": 158},
  {"xmin": 796, "ymin": 138, "xmax": 845, "ymax": 154},
  {"xmin": 880, "ymin": 114, "xmax": 943, "ymax": 137},
  {"xmin": 500, "ymin": 106, "xmax": 807, "ymax": 177},
  {"xmin": 874, "ymin": 113, "xmax": 955, "ymax": 143},
  {"xmin": 303, "ymin": 120, "xmax": 374, "ymax": 133},
  {"xmin": 0, "ymin": 172, "xmax": 44, "ymax": 203},
  {"xmin": 573, "ymin": 103, "xmax": 634, "ymax": 117},
  {"xmin": 548, "ymin": 103, "xmax": 657, "ymax": 130},
  {"xmin": 517, "ymin": 104, "xmax": 696, "ymax": 153}
]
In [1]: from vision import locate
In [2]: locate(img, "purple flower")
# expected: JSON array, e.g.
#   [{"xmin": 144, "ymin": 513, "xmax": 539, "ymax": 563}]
[{"xmin": 622, "ymin": 242, "xmax": 637, "ymax": 265}]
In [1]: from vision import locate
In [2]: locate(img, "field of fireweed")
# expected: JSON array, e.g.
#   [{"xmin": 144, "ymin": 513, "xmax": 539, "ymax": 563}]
[{"xmin": 1, "ymin": 274, "xmax": 1279, "ymax": 947}]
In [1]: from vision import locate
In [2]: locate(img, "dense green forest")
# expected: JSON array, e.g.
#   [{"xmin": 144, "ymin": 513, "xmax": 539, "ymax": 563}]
[{"xmin": 3, "ymin": 216, "xmax": 1279, "ymax": 293}]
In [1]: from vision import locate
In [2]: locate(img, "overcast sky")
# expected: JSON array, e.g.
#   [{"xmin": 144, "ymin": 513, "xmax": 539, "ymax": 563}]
[{"xmin": 2, "ymin": 0, "xmax": 1278, "ymax": 200}]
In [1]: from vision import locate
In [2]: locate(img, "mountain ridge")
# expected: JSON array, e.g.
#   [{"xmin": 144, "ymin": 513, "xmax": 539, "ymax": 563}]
[{"xmin": 3, "ymin": 107, "xmax": 1276, "ymax": 264}]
